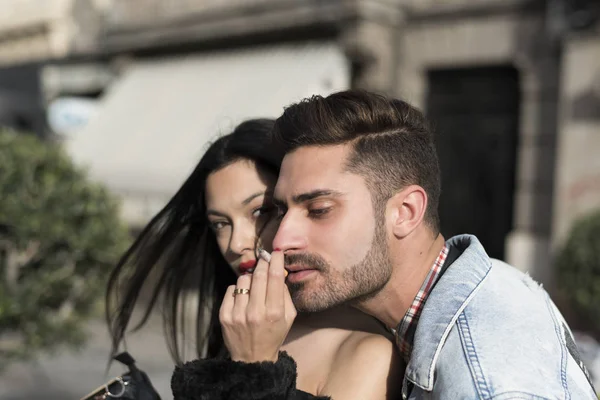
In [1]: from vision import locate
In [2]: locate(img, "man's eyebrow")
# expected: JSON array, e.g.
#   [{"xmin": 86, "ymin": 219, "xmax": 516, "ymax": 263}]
[
  {"xmin": 292, "ymin": 189, "xmax": 345, "ymax": 204},
  {"xmin": 273, "ymin": 189, "xmax": 345, "ymax": 208}
]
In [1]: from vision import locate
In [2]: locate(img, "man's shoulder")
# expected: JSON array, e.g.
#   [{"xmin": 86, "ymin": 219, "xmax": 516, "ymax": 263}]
[
  {"xmin": 428, "ymin": 255, "xmax": 561, "ymax": 353},
  {"xmin": 413, "ymin": 239, "xmax": 596, "ymax": 397},
  {"xmin": 434, "ymin": 320, "xmax": 596, "ymax": 398},
  {"xmin": 468, "ymin": 259, "xmax": 560, "ymax": 326},
  {"xmin": 431, "ymin": 260, "xmax": 596, "ymax": 398},
  {"xmin": 452, "ymin": 259, "xmax": 563, "ymax": 368}
]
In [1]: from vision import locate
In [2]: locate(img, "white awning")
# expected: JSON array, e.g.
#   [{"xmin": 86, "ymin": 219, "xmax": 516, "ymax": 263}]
[{"xmin": 66, "ymin": 41, "xmax": 349, "ymax": 226}]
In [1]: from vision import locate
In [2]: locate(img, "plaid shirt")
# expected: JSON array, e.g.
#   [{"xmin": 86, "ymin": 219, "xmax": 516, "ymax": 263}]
[{"xmin": 393, "ymin": 244, "xmax": 449, "ymax": 363}]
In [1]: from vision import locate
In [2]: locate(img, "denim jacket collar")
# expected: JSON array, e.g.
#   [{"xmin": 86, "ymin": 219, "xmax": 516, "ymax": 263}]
[{"xmin": 405, "ymin": 234, "xmax": 493, "ymax": 391}]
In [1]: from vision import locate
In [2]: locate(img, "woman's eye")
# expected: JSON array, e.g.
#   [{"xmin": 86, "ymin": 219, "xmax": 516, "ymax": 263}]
[
  {"xmin": 252, "ymin": 206, "xmax": 273, "ymax": 218},
  {"xmin": 210, "ymin": 221, "xmax": 228, "ymax": 231}
]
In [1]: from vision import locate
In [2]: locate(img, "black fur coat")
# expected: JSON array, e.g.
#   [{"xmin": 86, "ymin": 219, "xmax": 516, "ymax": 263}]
[{"xmin": 171, "ymin": 351, "xmax": 331, "ymax": 400}]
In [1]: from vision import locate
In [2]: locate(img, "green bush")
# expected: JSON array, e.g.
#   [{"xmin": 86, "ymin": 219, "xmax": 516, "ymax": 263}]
[
  {"xmin": 556, "ymin": 209, "xmax": 600, "ymax": 335},
  {"xmin": 0, "ymin": 129, "xmax": 129, "ymax": 368}
]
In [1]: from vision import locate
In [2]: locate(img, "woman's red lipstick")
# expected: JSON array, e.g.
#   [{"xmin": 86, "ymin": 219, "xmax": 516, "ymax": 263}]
[{"xmin": 239, "ymin": 260, "xmax": 257, "ymax": 273}]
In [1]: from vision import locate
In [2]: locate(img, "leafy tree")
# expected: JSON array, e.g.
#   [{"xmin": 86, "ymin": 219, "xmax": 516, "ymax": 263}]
[
  {"xmin": 0, "ymin": 129, "xmax": 129, "ymax": 368},
  {"xmin": 556, "ymin": 209, "xmax": 600, "ymax": 337}
]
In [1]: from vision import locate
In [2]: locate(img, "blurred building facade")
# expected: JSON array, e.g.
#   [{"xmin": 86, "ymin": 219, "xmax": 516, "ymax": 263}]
[
  {"xmin": 0, "ymin": 0, "xmax": 599, "ymax": 287},
  {"xmin": 0, "ymin": 0, "xmax": 109, "ymax": 133}
]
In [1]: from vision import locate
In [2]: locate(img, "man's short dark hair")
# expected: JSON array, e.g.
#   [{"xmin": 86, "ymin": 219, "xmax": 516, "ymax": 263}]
[{"xmin": 272, "ymin": 89, "xmax": 441, "ymax": 233}]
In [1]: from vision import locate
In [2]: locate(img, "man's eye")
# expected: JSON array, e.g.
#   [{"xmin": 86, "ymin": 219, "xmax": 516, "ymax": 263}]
[
  {"xmin": 275, "ymin": 206, "xmax": 287, "ymax": 220},
  {"xmin": 308, "ymin": 208, "xmax": 331, "ymax": 218}
]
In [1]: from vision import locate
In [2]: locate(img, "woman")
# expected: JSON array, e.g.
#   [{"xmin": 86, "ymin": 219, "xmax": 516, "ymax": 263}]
[{"xmin": 106, "ymin": 119, "xmax": 401, "ymax": 399}]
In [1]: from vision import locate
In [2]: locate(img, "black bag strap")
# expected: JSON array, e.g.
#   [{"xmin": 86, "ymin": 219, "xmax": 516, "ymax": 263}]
[{"xmin": 113, "ymin": 352, "xmax": 162, "ymax": 400}]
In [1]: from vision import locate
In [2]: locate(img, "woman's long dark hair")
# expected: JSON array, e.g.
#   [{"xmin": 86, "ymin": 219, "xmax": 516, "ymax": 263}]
[{"xmin": 106, "ymin": 119, "xmax": 283, "ymax": 364}]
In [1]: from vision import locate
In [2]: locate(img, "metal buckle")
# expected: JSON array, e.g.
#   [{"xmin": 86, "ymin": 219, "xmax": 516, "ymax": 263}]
[{"xmin": 103, "ymin": 376, "xmax": 128, "ymax": 398}]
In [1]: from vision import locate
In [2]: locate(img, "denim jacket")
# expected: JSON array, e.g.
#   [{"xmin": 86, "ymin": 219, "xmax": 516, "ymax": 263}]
[{"xmin": 403, "ymin": 234, "xmax": 597, "ymax": 399}]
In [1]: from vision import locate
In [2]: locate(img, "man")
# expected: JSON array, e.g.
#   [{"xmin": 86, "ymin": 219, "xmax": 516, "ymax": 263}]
[{"xmin": 172, "ymin": 90, "xmax": 597, "ymax": 399}]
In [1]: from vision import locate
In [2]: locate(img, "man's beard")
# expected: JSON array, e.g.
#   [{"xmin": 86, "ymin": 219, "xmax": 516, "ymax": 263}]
[{"xmin": 286, "ymin": 217, "xmax": 392, "ymax": 312}]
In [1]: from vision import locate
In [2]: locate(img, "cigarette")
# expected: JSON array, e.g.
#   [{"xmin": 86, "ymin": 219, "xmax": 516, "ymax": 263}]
[
  {"xmin": 258, "ymin": 249, "xmax": 288, "ymax": 277},
  {"xmin": 258, "ymin": 248, "xmax": 271, "ymax": 262}
]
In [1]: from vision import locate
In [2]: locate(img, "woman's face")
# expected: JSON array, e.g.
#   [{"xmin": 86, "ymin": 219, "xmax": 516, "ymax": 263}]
[{"xmin": 205, "ymin": 159, "xmax": 278, "ymax": 276}]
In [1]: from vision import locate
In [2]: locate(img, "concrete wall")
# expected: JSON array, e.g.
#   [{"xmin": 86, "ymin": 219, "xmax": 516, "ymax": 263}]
[
  {"xmin": 2, "ymin": 0, "xmax": 595, "ymax": 282},
  {"xmin": 105, "ymin": 0, "xmax": 266, "ymax": 26},
  {"xmin": 553, "ymin": 26, "xmax": 600, "ymax": 247},
  {"xmin": 96, "ymin": 0, "xmax": 567, "ymax": 284},
  {"xmin": 397, "ymin": 4, "xmax": 561, "ymax": 283},
  {"xmin": 0, "ymin": 0, "xmax": 108, "ymax": 66}
]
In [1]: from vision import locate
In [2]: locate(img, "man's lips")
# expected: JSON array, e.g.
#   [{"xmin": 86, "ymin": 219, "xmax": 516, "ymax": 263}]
[
  {"xmin": 286, "ymin": 266, "xmax": 317, "ymax": 283},
  {"xmin": 239, "ymin": 261, "xmax": 314, "ymax": 278},
  {"xmin": 239, "ymin": 260, "xmax": 257, "ymax": 273},
  {"xmin": 285, "ymin": 264, "xmax": 315, "ymax": 273}
]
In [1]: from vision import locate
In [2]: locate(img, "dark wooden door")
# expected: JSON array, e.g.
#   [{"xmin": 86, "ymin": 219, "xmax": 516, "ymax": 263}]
[{"xmin": 426, "ymin": 66, "xmax": 520, "ymax": 260}]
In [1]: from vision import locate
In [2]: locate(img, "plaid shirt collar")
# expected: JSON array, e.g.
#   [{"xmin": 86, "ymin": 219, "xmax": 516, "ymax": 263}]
[{"xmin": 392, "ymin": 244, "xmax": 449, "ymax": 363}]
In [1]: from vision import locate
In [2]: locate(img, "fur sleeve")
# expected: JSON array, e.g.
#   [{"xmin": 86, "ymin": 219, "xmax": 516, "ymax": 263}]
[{"xmin": 171, "ymin": 351, "xmax": 331, "ymax": 400}]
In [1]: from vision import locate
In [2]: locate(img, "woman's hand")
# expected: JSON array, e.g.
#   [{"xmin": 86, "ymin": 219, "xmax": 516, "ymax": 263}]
[{"xmin": 220, "ymin": 250, "xmax": 297, "ymax": 363}]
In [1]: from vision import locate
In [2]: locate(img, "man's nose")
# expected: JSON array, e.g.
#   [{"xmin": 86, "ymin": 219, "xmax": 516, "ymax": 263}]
[{"xmin": 272, "ymin": 211, "xmax": 307, "ymax": 253}]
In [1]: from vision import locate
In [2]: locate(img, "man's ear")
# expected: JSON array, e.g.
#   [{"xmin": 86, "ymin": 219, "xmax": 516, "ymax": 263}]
[{"xmin": 385, "ymin": 185, "xmax": 428, "ymax": 239}]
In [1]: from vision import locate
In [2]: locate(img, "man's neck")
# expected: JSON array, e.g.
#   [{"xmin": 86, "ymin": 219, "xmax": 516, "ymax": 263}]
[{"xmin": 355, "ymin": 233, "xmax": 446, "ymax": 329}]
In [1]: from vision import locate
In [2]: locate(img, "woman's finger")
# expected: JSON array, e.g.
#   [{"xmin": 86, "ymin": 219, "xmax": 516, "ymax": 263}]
[
  {"xmin": 266, "ymin": 250, "xmax": 286, "ymax": 316},
  {"xmin": 248, "ymin": 252, "xmax": 269, "ymax": 310},
  {"xmin": 283, "ymin": 284, "xmax": 297, "ymax": 323},
  {"xmin": 232, "ymin": 273, "xmax": 252, "ymax": 317},
  {"xmin": 219, "ymin": 285, "xmax": 236, "ymax": 324}
]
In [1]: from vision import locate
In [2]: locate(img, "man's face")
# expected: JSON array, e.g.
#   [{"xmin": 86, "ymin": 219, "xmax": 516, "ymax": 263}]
[{"xmin": 273, "ymin": 144, "xmax": 392, "ymax": 312}]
